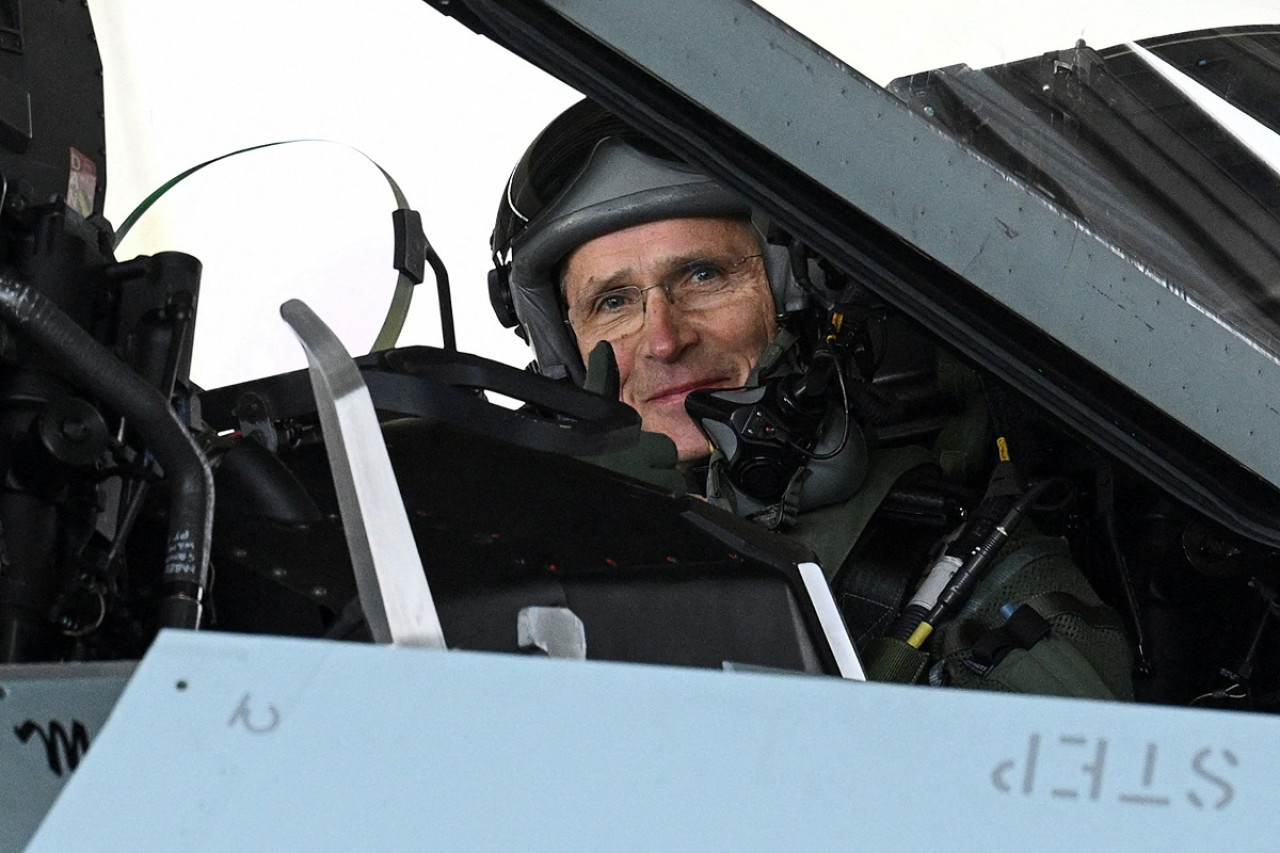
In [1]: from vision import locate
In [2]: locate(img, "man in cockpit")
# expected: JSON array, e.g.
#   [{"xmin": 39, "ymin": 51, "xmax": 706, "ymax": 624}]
[{"xmin": 487, "ymin": 98, "xmax": 1135, "ymax": 699}]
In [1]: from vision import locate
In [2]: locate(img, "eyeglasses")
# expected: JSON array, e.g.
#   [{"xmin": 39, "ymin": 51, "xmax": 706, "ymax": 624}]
[{"xmin": 566, "ymin": 253, "xmax": 764, "ymax": 341}]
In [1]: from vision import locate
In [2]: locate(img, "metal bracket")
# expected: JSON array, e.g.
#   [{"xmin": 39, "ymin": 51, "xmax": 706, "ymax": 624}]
[{"xmin": 280, "ymin": 298, "xmax": 445, "ymax": 649}]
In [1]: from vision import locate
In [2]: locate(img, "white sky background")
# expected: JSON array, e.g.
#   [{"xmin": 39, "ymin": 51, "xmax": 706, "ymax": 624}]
[
  {"xmin": 91, "ymin": 0, "xmax": 580, "ymax": 390},
  {"xmin": 90, "ymin": 0, "xmax": 1278, "ymax": 391}
]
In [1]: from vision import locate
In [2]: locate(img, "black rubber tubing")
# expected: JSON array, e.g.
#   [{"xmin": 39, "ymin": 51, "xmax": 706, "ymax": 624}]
[{"xmin": 0, "ymin": 274, "xmax": 212, "ymax": 629}]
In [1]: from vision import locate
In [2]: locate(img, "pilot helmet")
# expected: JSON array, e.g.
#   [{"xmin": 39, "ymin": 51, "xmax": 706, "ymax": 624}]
[{"xmin": 489, "ymin": 98, "xmax": 809, "ymax": 384}]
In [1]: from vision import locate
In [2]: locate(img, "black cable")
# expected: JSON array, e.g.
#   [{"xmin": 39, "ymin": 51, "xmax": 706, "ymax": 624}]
[
  {"xmin": 925, "ymin": 477, "xmax": 1064, "ymax": 627},
  {"xmin": 786, "ymin": 345, "xmax": 850, "ymax": 461},
  {"xmin": 426, "ymin": 242, "xmax": 456, "ymax": 352}
]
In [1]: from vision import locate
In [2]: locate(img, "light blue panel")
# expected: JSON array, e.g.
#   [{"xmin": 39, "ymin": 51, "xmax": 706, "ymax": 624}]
[{"xmin": 30, "ymin": 630, "xmax": 1275, "ymax": 851}]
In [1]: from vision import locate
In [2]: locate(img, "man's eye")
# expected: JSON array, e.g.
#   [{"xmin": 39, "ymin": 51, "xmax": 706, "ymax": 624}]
[
  {"xmin": 594, "ymin": 290, "xmax": 636, "ymax": 313},
  {"xmin": 685, "ymin": 260, "xmax": 727, "ymax": 284}
]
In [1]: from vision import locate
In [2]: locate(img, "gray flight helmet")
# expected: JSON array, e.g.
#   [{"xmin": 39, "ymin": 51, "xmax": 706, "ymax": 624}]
[{"xmin": 490, "ymin": 99, "xmax": 808, "ymax": 385}]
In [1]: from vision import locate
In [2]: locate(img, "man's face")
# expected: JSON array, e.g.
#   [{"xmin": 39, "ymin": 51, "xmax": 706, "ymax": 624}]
[{"xmin": 562, "ymin": 216, "xmax": 777, "ymax": 461}]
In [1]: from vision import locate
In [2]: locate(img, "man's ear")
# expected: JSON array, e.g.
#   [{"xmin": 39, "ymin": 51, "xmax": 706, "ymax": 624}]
[{"xmin": 583, "ymin": 340, "xmax": 620, "ymax": 399}]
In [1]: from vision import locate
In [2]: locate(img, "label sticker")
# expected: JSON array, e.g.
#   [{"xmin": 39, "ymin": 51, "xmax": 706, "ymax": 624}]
[{"xmin": 67, "ymin": 148, "xmax": 97, "ymax": 218}]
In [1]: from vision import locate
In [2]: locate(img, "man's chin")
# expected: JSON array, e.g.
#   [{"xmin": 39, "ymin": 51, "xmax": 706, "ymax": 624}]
[
  {"xmin": 675, "ymin": 444, "xmax": 713, "ymax": 464},
  {"xmin": 641, "ymin": 415, "xmax": 712, "ymax": 463}
]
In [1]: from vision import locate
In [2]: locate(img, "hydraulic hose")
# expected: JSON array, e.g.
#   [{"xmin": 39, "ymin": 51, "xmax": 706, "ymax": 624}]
[{"xmin": 0, "ymin": 274, "xmax": 213, "ymax": 629}]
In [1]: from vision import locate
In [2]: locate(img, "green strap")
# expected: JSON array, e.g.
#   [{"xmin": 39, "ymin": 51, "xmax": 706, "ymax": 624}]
[
  {"xmin": 977, "ymin": 637, "xmax": 1120, "ymax": 699},
  {"xmin": 861, "ymin": 635, "xmax": 931, "ymax": 684},
  {"xmin": 745, "ymin": 465, "xmax": 810, "ymax": 531},
  {"xmin": 114, "ymin": 139, "xmax": 418, "ymax": 354},
  {"xmin": 1024, "ymin": 591, "xmax": 1130, "ymax": 634}
]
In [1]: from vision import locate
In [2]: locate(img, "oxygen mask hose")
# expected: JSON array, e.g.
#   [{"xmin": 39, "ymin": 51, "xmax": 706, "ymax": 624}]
[{"xmin": 779, "ymin": 348, "xmax": 836, "ymax": 422}]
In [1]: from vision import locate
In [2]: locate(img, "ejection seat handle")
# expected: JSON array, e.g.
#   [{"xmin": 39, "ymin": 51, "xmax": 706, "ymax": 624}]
[{"xmin": 281, "ymin": 298, "xmax": 446, "ymax": 650}]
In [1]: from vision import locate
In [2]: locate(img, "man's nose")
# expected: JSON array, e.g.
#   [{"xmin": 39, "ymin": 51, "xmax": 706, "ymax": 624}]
[
  {"xmin": 636, "ymin": 288, "xmax": 696, "ymax": 360},
  {"xmin": 636, "ymin": 280, "xmax": 677, "ymax": 311}
]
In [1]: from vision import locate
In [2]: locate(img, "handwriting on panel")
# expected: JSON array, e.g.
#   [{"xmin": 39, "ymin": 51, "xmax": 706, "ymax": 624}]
[
  {"xmin": 227, "ymin": 692, "xmax": 280, "ymax": 734},
  {"xmin": 13, "ymin": 719, "xmax": 90, "ymax": 776}
]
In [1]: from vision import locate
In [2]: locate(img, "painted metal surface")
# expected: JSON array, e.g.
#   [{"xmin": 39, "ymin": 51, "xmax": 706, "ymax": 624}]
[
  {"xmin": 1, "ymin": 661, "xmax": 134, "ymax": 852},
  {"xmin": 281, "ymin": 298, "xmax": 446, "ymax": 649},
  {"xmin": 534, "ymin": 0, "xmax": 1280, "ymax": 489},
  {"xmin": 28, "ymin": 630, "xmax": 1272, "ymax": 851},
  {"xmin": 799, "ymin": 560, "xmax": 864, "ymax": 679}
]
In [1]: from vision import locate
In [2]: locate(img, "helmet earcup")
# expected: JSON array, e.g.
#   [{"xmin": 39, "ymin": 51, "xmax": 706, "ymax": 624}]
[{"xmin": 488, "ymin": 265, "xmax": 519, "ymax": 329}]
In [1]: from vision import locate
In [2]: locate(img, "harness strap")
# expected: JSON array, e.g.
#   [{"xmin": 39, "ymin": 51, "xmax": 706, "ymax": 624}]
[{"xmin": 1024, "ymin": 590, "xmax": 1130, "ymax": 633}]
